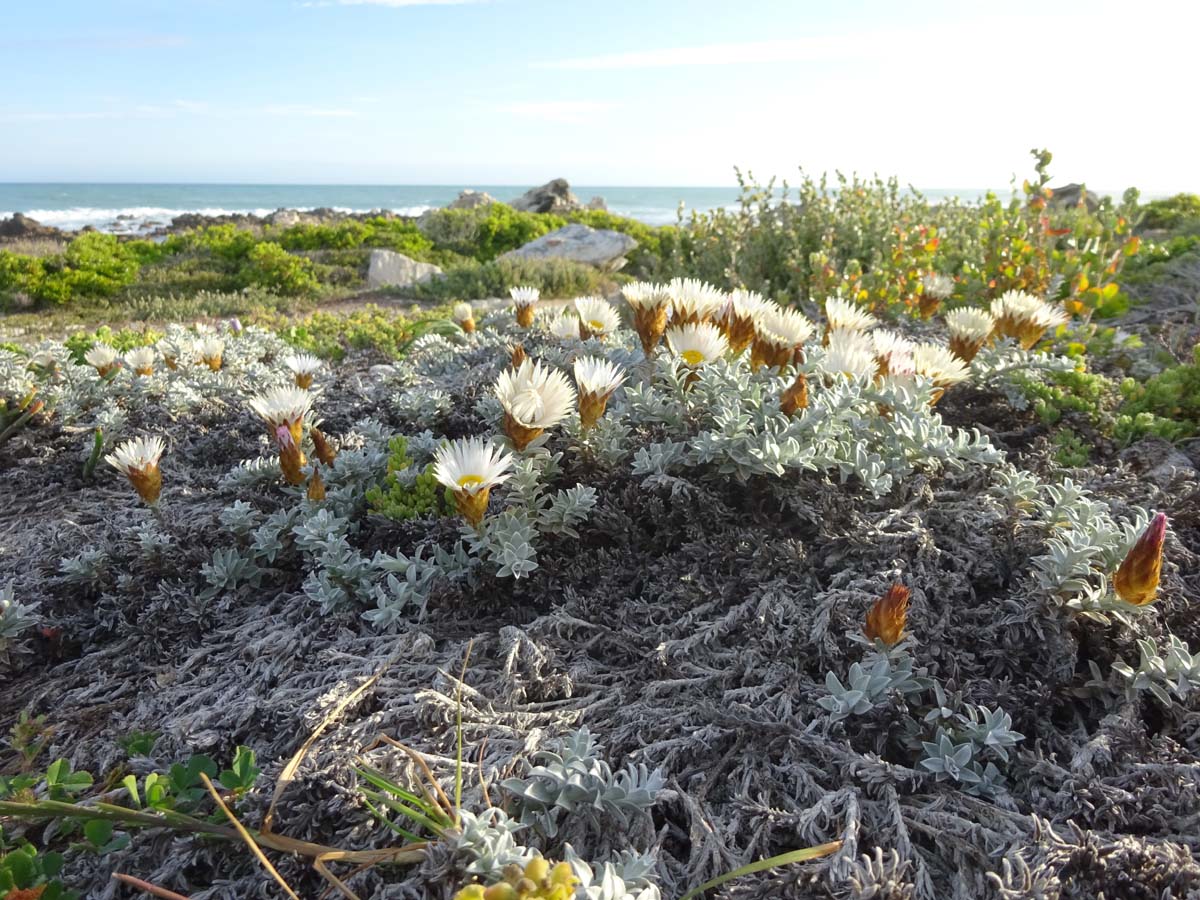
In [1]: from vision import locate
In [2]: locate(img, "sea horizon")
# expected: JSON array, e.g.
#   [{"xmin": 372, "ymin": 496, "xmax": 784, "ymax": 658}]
[{"xmin": 0, "ymin": 180, "xmax": 1153, "ymax": 234}]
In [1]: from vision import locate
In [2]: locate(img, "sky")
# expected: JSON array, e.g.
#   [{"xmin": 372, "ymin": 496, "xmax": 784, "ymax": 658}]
[{"xmin": 2, "ymin": 0, "xmax": 1197, "ymax": 191}]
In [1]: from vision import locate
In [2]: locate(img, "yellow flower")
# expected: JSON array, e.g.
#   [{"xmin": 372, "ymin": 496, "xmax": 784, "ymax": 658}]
[
  {"xmin": 864, "ymin": 584, "xmax": 910, "ymax": 645},
  {"xmin": 1114, "ymin": 513, "xmax": 1167, "ymax": 606}
]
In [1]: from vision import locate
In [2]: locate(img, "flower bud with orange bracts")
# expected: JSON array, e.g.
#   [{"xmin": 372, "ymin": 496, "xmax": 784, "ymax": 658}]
[
  {"xmin": 864, "ymin": 584, "xmax": 910, "ymax": 646},
  {"xmin": 1114, "ymin": 512, "xmax": 1167, "ymax": 606}
]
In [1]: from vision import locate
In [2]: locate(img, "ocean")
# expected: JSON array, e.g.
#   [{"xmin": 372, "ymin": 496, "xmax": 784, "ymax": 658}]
[{"xmin": 0, "ymin": 183, "xmax": 1002, "ymax": 233}]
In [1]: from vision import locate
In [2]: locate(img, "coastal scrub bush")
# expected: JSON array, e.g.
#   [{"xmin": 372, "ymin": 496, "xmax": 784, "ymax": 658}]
[
  {"xmin": 420, "ymin": 203, "xmax": 565, "ymax": 261},
  {"xmin": 411, "ymin": 257, "xmax": 606, "ymax": 302},
  {"xmin": 238, "ymin": 241, "xmax": 320, "ymax": 295},
  {"xmin": 1115, "ymin": 343, "xmax": 1200, "ymax": 442},
  {"xmin": 1138, "ymin": 193, "xmax": 1200, "ymax": 231},
  {"xmin": 271, "ymin": 305, "xmax": 454, "ymax": 360},
  {"xmin": 1, "ymin": 233, "xmax": 141, "ymax": 306},
  {"xmin": 276, "ymin": 217, "xmax": 436, "ymax": 259}
]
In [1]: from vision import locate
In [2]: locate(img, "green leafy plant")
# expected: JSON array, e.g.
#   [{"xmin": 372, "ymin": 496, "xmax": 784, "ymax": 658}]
[
  {"xmin": 0, "ymin": 843, "xmax": 76, "ymax": 900},
  {"xmin": 366, "ymin": 437, "xmax": 452, "ymax": 521}
]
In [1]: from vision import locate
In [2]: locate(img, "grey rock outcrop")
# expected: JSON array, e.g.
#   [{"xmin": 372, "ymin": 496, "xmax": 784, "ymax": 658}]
[
  {"xmin": 501, "ymin": 223, "xmax": 636, "ymax": 271},
  {"xmin": 366, "ymin": 249, "xmax": 443, "ymax": 289},
  {"xmin": 1048, "ymin": 183, "xmax": 1099, "ymax": 213},
  {"xmin": 446, "ymin": 190, "xmax": 498, "ymax": 210},
  {"xmin": 510, "ymin": 178, "xmax": 583, "ymax": 215}
]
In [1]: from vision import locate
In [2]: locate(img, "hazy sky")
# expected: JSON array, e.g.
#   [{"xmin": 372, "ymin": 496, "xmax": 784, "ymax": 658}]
[{"xmin": 2, "ymin": 0, "xmax": 1196, "ymax": 191}]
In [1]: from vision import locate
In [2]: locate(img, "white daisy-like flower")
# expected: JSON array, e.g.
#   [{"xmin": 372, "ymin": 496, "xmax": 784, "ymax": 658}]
[
  {"xmin": 283, "ymin": 352, "xmax": 322, "ymax": 388},
  {"xmin": 548, "ymin": 312, "xmax": 582, "ymax": 341},
  {"xmin": 944, "ymin": 307, "xmax": 995, "ymax": 363},
  {"xmin": 452, "ymin": 301, "xmax": 476, "ymax": 333},
  {"xmin": 622, "ymin": 281, "xmax": 670, "ymax": 310},
  {"xmin": 990, "ymin": 290, "xmax": 1069, "ymax": 348},
  {"xmin": 912, "ymin": 342, "xmax": 972, "ymax": 389},
  {"xmin": 819, "ymin": 329, "xmax": 878, "ymax": 379},
  {"xmin": 84, "ymin": 344, "xmax": 119, "ymax": 375},
  {"xmin": 496, "ymin": 359, "xmax": 577, "ymax": 449},
  {"xmin": 433, "ymin": 436, "xmax": 515, "ymax": 527},
  {"xmin": 105, "ymin": 436, "xmax": 165, "ymax": 503},
  {"xmin": 510, "ymin": 285, "xmax": 540, "ymax": 307},
  {"xmin": 574, "ymin": 356, "xmax": 626, "ymax": 429},
  {"xmin": 922, "ymin": 273, "xmax": 955, "ymax": 300},
  {"xmin": 432, "ymin": 436, "xmax": 514, "ymax": 495},
  {"xmin": 758, "ymin": 307, "xmax": 815, "ymax": 349},
  {"xmin": 665, "ymin": 322, "xmax": 729, "ymax": 368},
  {"xmin": 720, "ymin": 289, "xmax": 773, "ymax": 355},
  {"xmin": 124, "ymin": 346, "xmax": 156, "ymax": 375},
  {"xmin": 945, "ymin": 308, "xmax": 995, "ymax": 343},
  {"xmin": 624, "ymin": 282, "xmax": 671, "ymax": 356},
  {"xmin": 870, "ymin": 329, "xmax": 916, "ymax": 375},
  {"xmin": 105, "ymin": 435, "xmax": 165, "ymax": 476},
  {"xmin": 752, "ymin": 306, "xmax": 816, "ymax": 369},
  {"xmin": 667, "ymin": 277, "xmax": 724, "ymax": 324},
  {"xmin": 248, "ymin": 385, "xmax": 313, "ymax": 484},
  {"xmin": 573, "ymin": 356, "xmax": 626, "ymax": 398},
  {"xmin": 197, "ymin": 337, "xmax": 225, "ymax": 371},
  {"xmin": 727, "ymin": 289, "xmax": 773, "ymax": 322},
  {"xmin": 510, "ymin": 285, "xmax": 540, "ymax": 326},
  {"xmin": 574, "ymin": 296, "xmax": 621, "ymax": 338},
  {"xmin": 247, "ymin": 385, "xmax": 314, "ymax": 429},
  {"xmin": 823, "ymin": 296, "xmax": 878, "ymax": 334}
]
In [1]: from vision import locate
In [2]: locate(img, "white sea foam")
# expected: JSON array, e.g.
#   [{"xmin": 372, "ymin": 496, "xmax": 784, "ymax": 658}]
[{"xmin": 0, "ymin": 205, "xmax": 435, "ymax": 232}]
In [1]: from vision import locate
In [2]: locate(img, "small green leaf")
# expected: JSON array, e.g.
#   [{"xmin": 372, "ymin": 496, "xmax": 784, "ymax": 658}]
[{"xmin": 84, "ymin": 819, "xmax": 114, "ymax": 847}]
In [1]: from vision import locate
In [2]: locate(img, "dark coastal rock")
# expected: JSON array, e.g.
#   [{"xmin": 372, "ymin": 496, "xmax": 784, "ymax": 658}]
[
  {"xmin": 446, "ymin": 190, "xmax": 498, "ymax": 210},
  {"xmin": 501, "ymin": 222, "xmax": 636, "ymax": 271},
  {"xmin": 0, "ymin": 212, "xmax": 63, "ymax": 241},
  {"xmin": 510, "ymin": 178, "xmax": 584, "ymax": 215},
  {"xmin": 1048, "ymin": 183, "xmax": 1099, "ymax": 213}
]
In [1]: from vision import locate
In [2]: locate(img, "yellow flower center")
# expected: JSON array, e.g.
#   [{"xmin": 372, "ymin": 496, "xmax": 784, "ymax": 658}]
[
  {"xmin": 457, "ymin": 474, "xmax": 484, "ymax": 488},
  {"xmin": 681, "ymin": 349, "xmax": 705, "ymax": 366},
  {"xmin": 588, "ymin": 319, "xmax": 606, "ymax": 331}
]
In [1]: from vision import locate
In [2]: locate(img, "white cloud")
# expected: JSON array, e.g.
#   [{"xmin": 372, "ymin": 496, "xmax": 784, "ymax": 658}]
[{"xmin": 496, "ymin": 101, "xmax": 618, "ymax": 124}]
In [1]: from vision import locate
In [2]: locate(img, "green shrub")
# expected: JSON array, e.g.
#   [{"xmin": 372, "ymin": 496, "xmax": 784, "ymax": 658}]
[
  {"xmin": 1139, "ymin": 193, "xmax": 1200, "ymax": 231},
  {"xmin": 1051, "ymin": 427, "xmax": 1092, "ymax": 467},
  {"xmin": 1, "ymin": 233, "xmax": 141, "ymax": 306},
  {"xmin": 63, "ymin": 326, "xmax": 162, "ymax": 363},
  {"xmin": 1018, "ymin": 368, "xmax": 1121, "ymax": 428},
  {"xmin": 411, "ymin": 256, "xmax": 606, "ymax": 302},
  {"xmin": 239, "ymin": 242, "xmax": 320, "ymax": 296},
  {"xmin": 271, "ymin": 305, "xmax": 454, "ymax": 360},
  {"xmin": 365, "ymin": 436, "xmax": 452, "ymax": 520},
  {"xmin": 1115, "ymin": 344, "xmax": 1200, "ymax": 442},
  {"xmin": 420, "ymin": 204, "xmax": 565, "ymax": 261}
]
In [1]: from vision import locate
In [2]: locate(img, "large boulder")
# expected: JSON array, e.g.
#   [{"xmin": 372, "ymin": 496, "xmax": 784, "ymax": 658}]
[
  {"xmin": 366, "ymin": 249, "xmax": 443, "ymax": 289},
  {"xmin": 509, "ymin": 178, "xmax": 583, "ymax": 215},
  {"xmin": 501, "ymin": 223, "xmax": 636, "ymax": 271},
  {"xmin": 0, "ymin": 213, "xmax": 62, "ymax": 241},
  {"xmin": 1047, "ymin": 183, "xmax": 1099, "ymax": 213},
  {"xmin": 446, "ymin": 190, "xmax": 498, "ymax": 210}
]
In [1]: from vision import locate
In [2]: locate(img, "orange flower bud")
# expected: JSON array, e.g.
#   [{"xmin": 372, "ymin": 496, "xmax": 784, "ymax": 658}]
[
  {"xmin": 310, "ymin": 427, "xmax": 338, "ymax": 467},
  {"xmin": 510, "ymin": 343, "xmax": 527, "ymax": 369},
  {"xmin": 307, "ymin": 468, "xmax": 326, "ymax": 501},
  {"xmin": 864, "ymin": 584, "xmax": 909, "ymax": 645},
  {"xmin": 1114, "ymin": 513, "xmax": 1167, "ymax": 606}
]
